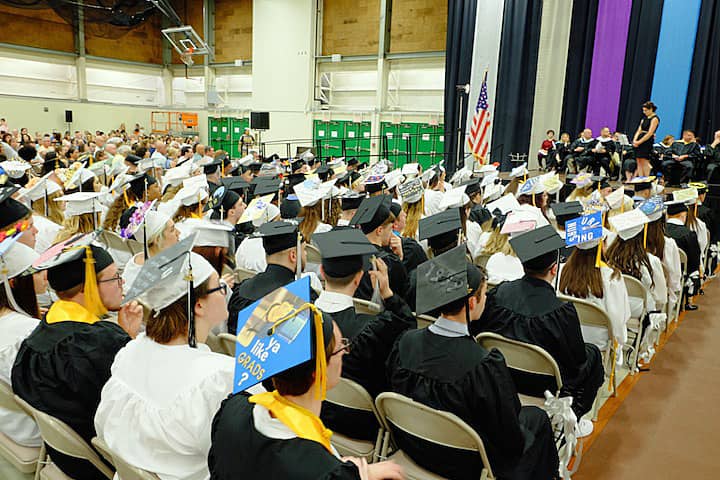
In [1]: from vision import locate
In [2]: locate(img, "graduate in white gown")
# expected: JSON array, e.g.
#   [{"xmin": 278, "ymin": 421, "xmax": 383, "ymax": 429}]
[
  {"xmin": 0, "ymin": 241, "xmax": 44, "ymax": 447},
  {"xmin": 95, "ymin": 252, "xmax": 254, "ymax": 480},
  {"xmin": 559, "ymin": 229, "xmax": 631, "ymax": 352},
  {"xmin": 641, "ymin": 199, "xmax": 682, "ymax": 311},
  {"xmin": 482, "ymin": 214, "xmax": 524, "ymax": 285}
]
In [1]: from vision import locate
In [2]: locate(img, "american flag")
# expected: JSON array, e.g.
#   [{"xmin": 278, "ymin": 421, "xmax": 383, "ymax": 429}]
[{"xmin": 467, "ymin": 71, "xmax": 491, "ymax": 161}]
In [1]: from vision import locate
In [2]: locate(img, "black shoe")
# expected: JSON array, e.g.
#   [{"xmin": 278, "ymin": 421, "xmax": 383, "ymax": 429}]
[{"xmin": 685, "ymin": 303, "xmax": 698, "ymax": 311}]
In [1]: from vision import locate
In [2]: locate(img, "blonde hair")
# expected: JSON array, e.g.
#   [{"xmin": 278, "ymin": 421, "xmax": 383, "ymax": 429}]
[
  {"xmin": 567, "ymin": 185, "xmax": 594, "ymax": 202},
  {"xmin": 161, "ymin": 184, "xmax": 182, "ymax": 203},
  {"xmin": 167, "ymin": 147, "xmax": 179, "ymax": 160},
  {"xmin": 481, "ymin": 228, "xmax": 515, "ymax": 256},
  {"xmin": 32, "ymin": 190, "xmax": 65, "ymax": 225},
  {"xmin": 54, "ymin": 213, "xmax": 99, "ymax": 244},
  {"xmin": 299, "ymin": 203, "xmax": 323, "ymax": 241},
  {"xmin": 173, "ymin": 203, "xmax": 202, "ymax": 223},
  {"xmin": 402, "ymin": 197, "xmax": 424, "ymax": 238}
]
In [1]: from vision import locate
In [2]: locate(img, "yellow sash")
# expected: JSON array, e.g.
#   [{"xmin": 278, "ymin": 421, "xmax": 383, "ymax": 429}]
[
  {"xmin": 249, "ymin": 390, "xmax": 334, "ymax": 453},
  {"xmin": 46, "ymin": 300, "xmax": 99, "ymax": 325}
]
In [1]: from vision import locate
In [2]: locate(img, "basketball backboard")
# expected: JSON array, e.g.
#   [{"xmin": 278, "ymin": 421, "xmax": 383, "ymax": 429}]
[{"xmin": 162, "ymin": 25, "xmax": 213, "ymax": 65}]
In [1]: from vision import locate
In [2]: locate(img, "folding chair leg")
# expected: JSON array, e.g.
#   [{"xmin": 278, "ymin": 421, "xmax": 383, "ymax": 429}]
[
  {"xmin": 372, "ymin": 429, "xmax": 384, "ymax": 464},
  {"xmin": 34, "ymin": 443, "xmax": 46, "ymax": 480}
]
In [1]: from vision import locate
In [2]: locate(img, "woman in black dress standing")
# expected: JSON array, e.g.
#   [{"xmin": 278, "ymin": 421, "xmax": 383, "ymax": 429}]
[{"xmin": 632, "ymin": 101, "xmax": 660, "ymax": 178}]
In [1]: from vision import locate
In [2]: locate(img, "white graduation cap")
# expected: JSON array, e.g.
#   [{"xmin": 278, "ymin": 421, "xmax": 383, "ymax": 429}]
[
  {"xmin": 0, "ymin": 240, "xmax": 38, "ymax": 279},
  {"xmin": 174, "ymin": 182, "xmax": 209, "ymax": 206},
  {"xmin": 299, "ymin": 150, "xmax": 315, "ymax": 161},
  {"xmin": 239, "ymin": 194, "xmax": 276, "ymax": 224},
  {"xmin": 0, "ymin": 160, "xmax": 32, "ymax": 179},
  {"xmin": 398, "ymin": 178, "xmax": 424, "ymax": 204},
  {"xmin": 605, "ymin": 187, "xmax": 626, "ymax": 210},
  {"xmin": 183, "ymin": 174, "xmax": 209, "ymax": 191},
  {"xmin": 480, "ymin": 171, "xmax": 499, "ymax": 188},
  {"xmin": 66, "ymin": 167, "xmax": 97, "ymax": 190},
  {"xmin": 295, "ymin": 178, "xmax": 333, "ymax": 207},
  {"xmin": 401, "ymin": 163, "xmax": 420, "ymax": 177},
  {"xmin": 384, "ymin": 169, "xmax": 404, "ymax": 190},
  {"xmin": 449, "ymin": 167, "xmax": 472, "ymax": 186},
  {"xmin": 439, "ymin": 185, "xmax": 469, "ymax": 211},
  {"xmin": 55, "ymin": 191, "xmax": 103, "ymax": 217},
  {"xmin": 482, "ymin": 182, "xmax": 504, "ymax": 202},
  {"xmin": 609, "ymin": 209, "xmax": 649, "ymax": 241},
  {"xmin": 178, "ymin": 218, "xmax": 233, "ymax": 248},
  {"xmin": 509, "ymin": 163, "xmax": 528, "ymax": 179},
  {"xmin": 540, "ymin": 172, "xmax": 563, "ymax": 195},
  {"xmin": 486, "ymin": 192, "xmax": 520, "ymax": 214},
  {"xmin": 162, "ymin": 163, "xmax": 193, "ymax": 189},
  {"xmin": 516, "ymin": 176, "xmax": 545, "ymax": 197},
  {"xmin": 479, "ymin": 163, "xmax": 497, "ymax": 173},
  {"xmin": 238, "ymin": 154, "xmax": 255, "ymax": 167},
  {"xmin": 18, "ymin": 175, "xmax": 63, "ymax": 203}
]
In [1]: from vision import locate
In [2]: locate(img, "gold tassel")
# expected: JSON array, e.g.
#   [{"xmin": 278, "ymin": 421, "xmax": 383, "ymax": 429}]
[
  {"xmin": 609, "ymin": 339, "xmax": 618, "ymax": 392},
  {"xmin": 643, "ymin": 223, "xmax": 648, "ymax": 249},
  {"xmin": 82, "ymin": 246, "xmax": 108, "ymax": 318},
  {"xmin": 310, "ymin": 305, "xmax": 327, "ymax": 401},
  {"xmin": 197, "ymin": 193, "xmax": 202, "ymax": 218},
  {"xmin": 123, "ymin": 189, "xmax": 132, "ymax": 208}
]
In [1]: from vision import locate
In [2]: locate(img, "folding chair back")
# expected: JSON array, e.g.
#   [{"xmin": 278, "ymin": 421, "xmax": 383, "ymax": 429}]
[
  {"xmin": 415, "ymin": 314, "xmax": 436, "ymax": 329},
  {"xmin": 92, "ymin": 437, "xmax": 160, "ymax": 480},
  {"xmin": 375, "ymin": 392, "xmax": 495, "ymax": 479},
  {"xmin": 13, "ymin": 395, "xmax": 114, "ymax": 479},
  {"xmin": 475, "ymin": 332, "xmax": 562, "ymax": 406},
  {"xmin": 0, "ymin": 381, "xmax": 42, "ymax": 474},
  {"xmin": 306, "ymin": 244, "xmax": 322, "ymax": 264},
  {"xmin": 623, "ymin": 274, "xmax": 648, "ymax": 372},
  {"xmin": 324, "ymin": 378, "xmax": 384, "ymax": 461},
  {"xmin": 235, "ymin": 267, "xmax": 256, "ymax": 282},
  {"xmin": 353, "ymin": 298, "xmax": 383, "ymax": 316},
  {"xmin": 97, "ymin": 229, "xmax": 136, "ymax": 269}
]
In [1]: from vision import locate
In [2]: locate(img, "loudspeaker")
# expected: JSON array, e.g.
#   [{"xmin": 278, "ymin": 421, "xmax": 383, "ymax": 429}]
[
  {"xmin": 65, "ymin": 110, "xmax": 73, "ymax": 123},
  {"xmin": 250, "ymin": 112, "xmax": 270, "ymax": 130}
]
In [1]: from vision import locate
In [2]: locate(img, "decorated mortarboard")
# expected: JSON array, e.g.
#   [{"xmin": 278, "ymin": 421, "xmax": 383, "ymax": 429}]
[
  {"xmin": 609, "ymin": 209, "xmax": 649, "ymax": 241},
  {"xmin": 418, "ymin": 208, "xmax": 462, "ymax": 242},
  {"xmin": 510, "ymin": 225, "xmax": 565, "ymax": 271},
  {"xmin": 350, "ymin": 194, "xmax": 392, "ymax": 233},
  {"xmin": 540, "ymin": 172, "xmax": 563, "ymax": 195},
  {"xmin": 500, "ymin": 211, "xmax": 537, "ymax": 236},
  {"xmin": 401, "ymin": 163, "xmax": 420, "ymax": 177},
  {"xmin": 415, "ymin": 245, "xmax": 482, "ymax": 323},
  {"xmin": 688, "ymin": 182, "xmax": 707, "ymax": 195},
  {"xmin": 203, "ymin": 186, "xmax": 227, "ymax": 213},
  {"xmin": 516, "ymin": 176, "xmax": 545, "ymax": 197},
  {"xmin": 564, "ymin": 210, "xmax": 603, "ymax": 247},
  {"xmin": 570, "ymin": 172, "xmax": 593, "ymax": 187},
  {"xmin": 486, "ymin": 192, "xmax": 520, "ymax": 214},
  {"xmin": 314, "ymin": 228, "xmax": 377, "ymax": 278},
  {"xmin": 672, "ymin": 187, "xmax": 698, "ymax": 204},
  {"xmin": 124, "ymin": 234, "xmax": 214, "ymax": 347},
  {"xmin": 0, "ymin": 160, "xmax": 31, "ymax": 180},
  {"xmin": 232, "ymin": 276, "xmax": 334, "ymax": 402},
  {"xmin": 627, "ymin": 175, "xmax": 656, "ymax": 192},
  {"xmin": 637, "ymin": 196, "xmax": 665, "ymax": 222},
  {"xmin": 664, "ymin": 199, "xmax": 687, "ymax": 216},
  {"xmin": 398, "ymin": 177, "xmax": 424, "ymax": 204},
  {"xmin": 239, "ymin": 194, "xmax": 276, "ymax": 224},
  {"xmin": 364, "ymin": 174, "xmax": 386, "ymax": 194}
]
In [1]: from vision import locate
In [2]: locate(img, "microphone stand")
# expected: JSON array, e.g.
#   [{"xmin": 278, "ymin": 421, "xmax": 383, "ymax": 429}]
[{"xmin": 455, "ymin": 84, "xmax": 470, "ymax": 173}]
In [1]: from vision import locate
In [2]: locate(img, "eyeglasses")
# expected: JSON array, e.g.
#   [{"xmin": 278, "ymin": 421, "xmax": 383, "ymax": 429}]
[
  {"xmin": 206, "ymin": 282, "xmax": 228, "ymax": 296},
  {"xmin": 98, "ymin": 275, "xmax": 123, "ymax": 288},
  {"xmin": 331, "ymin": 337, "xmax": 352, "ymax": 356}
]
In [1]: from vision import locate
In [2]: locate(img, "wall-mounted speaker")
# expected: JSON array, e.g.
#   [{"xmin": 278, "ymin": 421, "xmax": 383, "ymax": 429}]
[
  {"xmin": 250, "ymin": 112, "xmax": 270, "ymax": 130},
  {"xmin": 65, "ymin": 110, "xmax": 73, "ymax": 123}
]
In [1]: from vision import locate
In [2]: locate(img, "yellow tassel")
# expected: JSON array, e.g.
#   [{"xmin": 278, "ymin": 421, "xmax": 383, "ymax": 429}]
[
  {"xmin": 310, "ymin": 305, "xmax": 327, "ymax": 401},
  {"xmin": 694, "ymin": 203, "xmax": 698, "ymax": 217},
  {"xmin": 123, "ymin": 189, "xmax": 132, "ymax": 208},
  {"xmin": 609, "ymin": 339, "xmax": 618, "ymax": 392},
  {"xmin": 221, "ymin": 160, "xmax": 225, "ymax": 177},
  {"xmin": 197, "ymin": 193, "xmax": 202, "ymax": 218},
  {"xmin": 82, "ymin": 246, "xmax": 108, "ymax": 318},
  {"xmin": 532, "ymin": 194, "xmax": 536, "ymax": 207},
  {"xmin": 643, "ymin": 223, "xmax": 648, "ymax": 249},
  {"xmin": 595, "ymin": 239, "xmax": 602, "ymax": 268}
]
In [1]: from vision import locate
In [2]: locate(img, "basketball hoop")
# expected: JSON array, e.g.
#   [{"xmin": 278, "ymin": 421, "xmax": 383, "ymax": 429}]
[{"xmin": 180, "ymin": 47, "xmax": 195, "ymax": 67}]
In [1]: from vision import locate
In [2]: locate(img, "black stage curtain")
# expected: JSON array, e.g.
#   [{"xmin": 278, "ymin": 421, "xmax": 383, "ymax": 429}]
[
  {"xmin": 491, "ymin": 0, "xmax": 543, "ymax": 171},
  {"xmin": 560, "ymin": 0, "xmax": 599, "ymax": 138},
  {"xmin": 617, "ymin": 0, "xmax": 664, "ymax": 135},
  {"xmin": 443, "ymin": 0, "xmax": 478, "ymax": 176},
  {"xmin": 683, "ymin": 0, "xmax": 720, "ymax": 143}
]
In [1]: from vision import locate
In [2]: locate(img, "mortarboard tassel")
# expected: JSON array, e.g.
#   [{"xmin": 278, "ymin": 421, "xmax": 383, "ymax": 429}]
[
  {"xmin": 82, "ymin": 246, "xmax": 108, "ymax": 318},
  {"xmin": 295, "ymin": 232, "xmax": 302, "ymax": 280},
  {"xmin": 186, "ymin": 258, "xmax": 197, "ymax": 348},
  {"xmin": 44, "ymin": 186, "xmax": 49, "ymax": 217},
  {"xmin": 1, "ymin": 265, "xmax": 30, "ymax": 317},
  {"xmin": 123, "ymin": 188, "xmax": 132, "ymax": 208},
  {"xmin": 643, "ymin": 223, "xmax": 648, "ymax": 249}
]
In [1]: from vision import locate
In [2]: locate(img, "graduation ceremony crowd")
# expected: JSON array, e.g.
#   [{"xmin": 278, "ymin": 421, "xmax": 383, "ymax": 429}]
[{"xmin": 1, "ymin": 117, "xmax": 719, "ymax": 480}]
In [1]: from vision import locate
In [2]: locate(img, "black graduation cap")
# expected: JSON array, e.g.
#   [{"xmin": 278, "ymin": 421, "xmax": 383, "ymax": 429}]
[
  {"xmin": 253, "ymin": 178, "xmax": 283, "ymax": 197},
  {"xmin": 128, "ymin": 173, "xmax": 157, "ymax": 199},
  {"xmin": 347, "ymin": 157, "xmax": 359, "ymax": 167},
  {"xmin": 203, "ymin": 185, "xmax": 240, "ymax": 218},
  {"xmin": 280, "ymin": 197, "xmax": 301, "ymax": 219},
  {"xmin": 314, "ymin": 229, "xmax": 377, "ymax": 278},
  {"xmin": 0, "ymin": 184, "xmax": 30, "ymax": 230},
  {"xmin": 509, "ymin": 225, "xmax": 565, "ymax": 272},
  {"xmin": 340, "ymin": 192, "xmax": 363, "ymax": 211},
  {"xmin": 357, "ymin": 162, "xmax": 369, "ymax": 172},
  {"xmin": 203, "ymin": 157, "xmax": 223, "ymax": 175},
  {"xmin": 317, "ymin": 165, "xmax": 334, "ymax": 182},
  {"xmin": 665, "ymin": 199, "xmax": 687, "ymax": 216},
  {"xmin": 468, "ymin": 205, "xmax": 492, "ymax": 225},
  {"xmin": 221, "ymin": 177, "xmax": 250, "ymax": 193},
  {"xmin": 592, "ymin": 176, "xmax": 610, "ymax": 190},
  {"xmin": 415, "ymin": 244, "xmax": 482, "ymax": 316},
  {"xmin": 255, "ymin": 221, "xmax": 301, "ymax": 255},
  {"xmin": 419, "ymin": 209, "xmax": 462, "ymax": 242},
  {"xmin": 350, "ymin": 195, "xmax": 392, "ymax": 234},
  {"xmin": 460, "ymin": 177, "xmax": 481, "ymax": 196},
  {"xmin": 17, "ymin": 145, "xmax": 37, "ymax": 162},
  {"xmin": 290, "ymin": 158, "xmax": 306, "ymax": 172},
  {"xmin": 549, "ymin": 201, "xmax": 584, "ymax": 228},
  {"xmin": 125, "ymin": 154, "xmax": 142, "ymax": 165},
  {"xmin": 285, "ymin": 173, "xmax": 306, "ymax": 191}
]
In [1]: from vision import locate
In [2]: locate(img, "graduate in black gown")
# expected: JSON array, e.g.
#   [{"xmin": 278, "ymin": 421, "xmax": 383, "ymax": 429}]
[
  {"xmin": 471, "ymin": 226, "xmax": 605, "ymax": 421},
  {"xmin": 590, "ymin": 128, "xmax": 617, "ymax": 176},
  {"xmin": 664, "ymin": 130, "xmax": 702, "ymax": 185},
  {"xmin": 568, "ymin": 129, "xmax": 597, "ymax": 173},
  {"xmin": 204, "ymin": 157, "xmax": 224, "ymax": 194},
  {"xmin": 350, "ymin": 195, "xmax": 409, "ymax": 302},
  {"xmin": 665, "ymin": 200, "xmax": 702, "ymax": 310},
  {"xmin": 12, "ymin": 238, "xmax": 142, "ymax": 480},
  {"xmin": 387, "ymin": 246, "xmax": 558, "ymax": 479},
  {"xmin": 313, "ymin": 229, "xmax": 416, "ymax": 440},
  {"xmin": 227, "ymin": 220, "xmax": 315, "ymax": 334},
  {"xmin": 209, "ymin": 295, "xmax": 404, "ymax": 480}
]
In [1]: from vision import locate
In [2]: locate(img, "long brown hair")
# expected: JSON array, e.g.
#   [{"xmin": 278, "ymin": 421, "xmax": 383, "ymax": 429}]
[
  {"xmin": 103, "ymin": 191, "xmax": 139, "ymax": 231},
  {"xmin": 54, "ymin": 213, "xmax": 100, "ymax": 244},
  {"xmin": 481, "ymin": 228, "xmax": 514, "ymax": 256},
  {"xmin": 503, "ymin": 178, "xmax": 520, "ymax": 196},
  {"xmin": 32, "ymin": 190, "xmax": 64, "ymax": 225},
  {"xmin": 145, "ymin": 277, "xmax": 211, "ymax": 344},
  {"xmin": 560, "ymin": 248, "xmax": 618, "ymax": 299},
  {"xmin": 645, "ymin": 218, "xmax": 666, "ymax": 261},
  {"xmin": 402, "ymin": 198, "xmax": 424, "ymax": 238},
  {"xmin": 606, "ymin": 234, "xmax": 655, "ymax": 287},
  {"xmin": 323, "ymin": 198, "xmax": 341, "ymax": 226},
  {"xmin": 685, "ymin": 203, "xmax": 699, "ymax": 230},
  {"xmin": 299, "ymin": 203, "xmax": 323, "ymax": 242},
  {"xmin": 192, "ymin": 246, "xmax": 228, "ymax": 275},
  {"xmin": 0, "ymin": 274, "xmax": 40, "ymax": 318}
]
